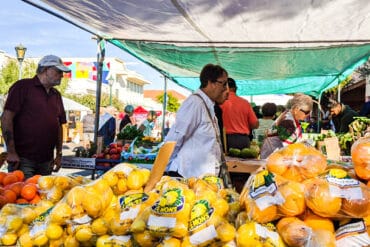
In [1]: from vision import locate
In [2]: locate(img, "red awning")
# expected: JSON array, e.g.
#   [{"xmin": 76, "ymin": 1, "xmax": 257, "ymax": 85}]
[{"xmin": 133, "ymin": 106, "xmax": 148, "ymax": 114}]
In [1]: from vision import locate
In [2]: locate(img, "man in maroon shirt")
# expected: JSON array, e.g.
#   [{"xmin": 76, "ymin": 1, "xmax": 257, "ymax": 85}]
[{"xmin": 1, "ymin": 55, "xmax": 70, "ymax": 178}]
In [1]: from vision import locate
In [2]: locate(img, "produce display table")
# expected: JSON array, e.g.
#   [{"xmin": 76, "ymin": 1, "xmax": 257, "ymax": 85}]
[{"xmin": 225, "ymin": 157, "xmax": 266, "ymax": 193}]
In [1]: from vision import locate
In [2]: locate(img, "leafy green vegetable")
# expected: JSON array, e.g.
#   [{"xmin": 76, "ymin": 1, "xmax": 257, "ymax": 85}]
[{"xmin": 117, "ymin": 125, "xmax": 144, "ymax": 141}]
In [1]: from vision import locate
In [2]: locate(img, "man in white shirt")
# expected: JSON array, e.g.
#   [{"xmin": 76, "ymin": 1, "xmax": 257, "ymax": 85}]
[{"xmin": 165, "ymin": 64, "xmax": 229, "ymax": 178}]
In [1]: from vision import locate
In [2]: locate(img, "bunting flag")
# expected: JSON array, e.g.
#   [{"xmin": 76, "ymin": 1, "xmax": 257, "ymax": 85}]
[
  {"xmin": 75, "ymin": 62, "xmax": 91, "ymax": 78},
  {"xmin": 63, "ymin": 61, "xmax": 73, "ymax": 78}
]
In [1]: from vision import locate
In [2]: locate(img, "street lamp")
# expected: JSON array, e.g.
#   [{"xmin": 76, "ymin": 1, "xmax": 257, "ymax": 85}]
[
  {"xmin": 14, "ymin": 44, "xmax": 27, "ymax": 80},
  {"xmin": 107, "ymin": 74, "xmax": 114, "ymax": 106}
]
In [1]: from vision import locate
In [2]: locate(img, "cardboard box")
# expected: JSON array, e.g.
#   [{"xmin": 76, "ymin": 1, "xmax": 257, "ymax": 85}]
[{"xmin": 226, "ymin": 157, "xmax": 265, "ymax": 174}]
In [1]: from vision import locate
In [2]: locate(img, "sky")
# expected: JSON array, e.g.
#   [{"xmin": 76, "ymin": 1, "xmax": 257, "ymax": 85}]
[{"xmin": 0, "ymin": 0, "xmax": 191, "ymax": 96}]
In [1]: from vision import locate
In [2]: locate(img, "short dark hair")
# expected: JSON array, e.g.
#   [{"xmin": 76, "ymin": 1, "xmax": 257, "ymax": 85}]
[
  {"xmin": 261, "ymin": 103, "xmax": 277, "ymax": 117},
  {"xmin": 227, "ymin": 77, "xmax": 237, "ymax": 90},
  {"xmin": 199, "ymin": 64, "xmax": 227, "ymax": 88}
]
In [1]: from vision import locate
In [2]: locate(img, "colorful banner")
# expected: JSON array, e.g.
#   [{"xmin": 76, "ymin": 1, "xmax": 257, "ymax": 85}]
[{"xmin": 63, "ymin": 61, "xmax": 111, "ymax": 83}]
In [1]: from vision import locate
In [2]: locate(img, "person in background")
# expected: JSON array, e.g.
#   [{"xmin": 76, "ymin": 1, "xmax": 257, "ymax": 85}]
[
  {"xmin": 214, "ymin": 89, "xmax": 230, "ymax": 151},
  {"xmin": 253, "ymin": 102, "xmax": 277, "ymax": 143},
  {"xmin": 260, "ymin": 93, "xmax": 313, "ymax": 159},
  {"xmin": 1, "ymin": 55, "xmax": 70, "ymax": 178},
  {"xmin": 275, "ymin": 104, "xmax": 286, "ymax": 118},
  {"xmin": 82, "ymin": 110, "xmax": 95, "ymax": 148},
  {"xmin": 220, "ymin": 78, "xmax": 259, "ymax": 150},
  {"xmin": 326, "ymin": 99, "xmax": 359, "ymax": 133},
  {"xmin": 119, "ymin": 105, "xmax": 134, "ymax": 131},
  {"xmin": 98, "ymin": 106, "xmax": 116, "ymax": 146},
  {"xmin": 360, "ymin": 96, "xmax": 370, "ymax": 117},
  {"xmin": 165, "ymin": 63, "xmax": 229, "ymax": 178},
  {"xmin": 253, "ymin": 104, "xmax": 263, "ymax": 119},
  {"xmin": 139, "ymin": 110, "xmax": 157, "ymax": 137}
]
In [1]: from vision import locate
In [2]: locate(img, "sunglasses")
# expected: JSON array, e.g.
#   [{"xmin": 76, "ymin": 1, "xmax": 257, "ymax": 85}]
[
  {"xmin": 215, "ymin": 80, "xmax": 228, "ymax": 89},
  {"xmin": 299, "ymin": 109, "xmax": 311, "ymax": 115}
]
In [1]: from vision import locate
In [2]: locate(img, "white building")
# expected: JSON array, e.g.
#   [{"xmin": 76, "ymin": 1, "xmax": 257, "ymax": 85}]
[
  {"xmin": 0, "ymin": 52, "xmax": 151, "ymax": 107},
  {"xmin": 61, "ymin": 57, "xmax": 150, "ymax": 107}
]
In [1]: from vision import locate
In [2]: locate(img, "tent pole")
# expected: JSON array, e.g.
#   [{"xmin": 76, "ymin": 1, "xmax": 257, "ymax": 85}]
[
  {"xmin": 161, "ymin": 76, "xmax": 168, "ymax": 141},
  {"xmin": 94, "ymin": 38, "xmax": 105, "ymax": 145},
  {"xmin": 317, "ymin": 92, "xmax": 323, "ymax": 133}
]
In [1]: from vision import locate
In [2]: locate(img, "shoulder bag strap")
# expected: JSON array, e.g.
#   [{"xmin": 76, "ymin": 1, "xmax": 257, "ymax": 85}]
[{"xmin": 193, "ymin": 94, "xmax": 233, "ymax": 188}]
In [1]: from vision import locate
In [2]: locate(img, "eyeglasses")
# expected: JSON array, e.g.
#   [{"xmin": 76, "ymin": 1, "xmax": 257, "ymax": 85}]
[
  {"xmin": 299, "ymin": 109, "xmax": 311, "ymax": 115},
  {"xmin": 215, "ymin": 80, "xmax": 228, "ymax": 89}
]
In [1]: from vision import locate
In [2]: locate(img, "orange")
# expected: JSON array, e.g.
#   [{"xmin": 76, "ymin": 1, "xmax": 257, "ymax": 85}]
[
  {"xmin": 304, "ymin": 178, "xmax": 342, "ymax": 217},
  {"xmin": 303, "ymin": 212, "xmax": 334, "ymax": 233},
  {"xmin": 25, "ymin": 174, "xmax": 41, "ymax": 184},
  {"xmin": 351, "ymin": 137, "xmax": 370, "ymax": 180},
  {"xmin": 7, "ymin": 181, "xmax": 24, "ymax": 196},
  {"xmin": 21, "ymin": 183, "xmax": 37, "ymax": 200},
  {"xmin": 12, "ymin": 170, "xmax": 25, "ymax": 182},
  {"xmin": 3, "ymin": 173, "xmax": 18, "ymax": 186},
  {"xmin": 30, "ymin": 194, "xmax": 41, "ymax": 204},
  {"xmin": 0, "ymin": 171, "xmax": 7, "ymax": 185},
  {"xmin": 16, "ymin": 198, "xmax": 29, "ymax": 204},
  {"xmin": 0, "ymin": 195, "xmax": 7, "ymax": 207},
  {"xmin": 3, "ymin": 189, "xmax": 17, "ymax": 203}
]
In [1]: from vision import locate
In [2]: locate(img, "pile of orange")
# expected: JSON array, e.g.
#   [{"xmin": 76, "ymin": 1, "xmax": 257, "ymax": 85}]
[{"xmin": 0, "ymin": 170, "xmax": 41, "ymax": 207}]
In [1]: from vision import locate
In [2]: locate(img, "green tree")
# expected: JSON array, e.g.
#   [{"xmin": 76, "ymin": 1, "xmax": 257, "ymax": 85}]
[
  {"xmin": 357, "ymin": 59, "xmax": 370, "ymax": 79},
  {"xmin": 157, "ymin": 92, "xmax": 180, "ymax": 112},
  {"xmin": 0, "ymin": 59, "xmax": 37, "ymax": 95},
  {"xmin": 64, "ymin": 92, "xmax": 123, "ymax": 112}
]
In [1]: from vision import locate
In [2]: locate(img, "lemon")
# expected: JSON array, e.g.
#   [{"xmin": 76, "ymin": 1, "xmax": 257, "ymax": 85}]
[
  {"xmin": 158, "ymin": 237, "xmax": 181, "ymax": 247},
  {"xmin": 96, "ymin": 235, "xmax": 112, "ymax": 247},
  {"xmin": 38, "ymin": 176, "xmax": 55, "ymax": 190},
  {"xmin": 1, "ymin": 204, "xmax": 18, "ymax": 215},
  {"xmin": 48, "ymin": 187, "xmax": 64, "ymax": 202},
  {"xmin": 127, "ymin": 170, "xmax": 144, "ymax": 190},
  {"xmin": 18, "ymin": 232, "xmax": 33, "ymax": 247},
  {"xmin": 33, "ymin": 233, "xmax": 49, "ymax": 246},
  {"xmin": 7, "ymin": 215, "xmax": 23, "ymax": 232},
  {"xmin": 66, "ymin": 186, "xmax": 85, "ymax": 206},
  {"xmin": 237, "ymin": 222, "xmax": 263, "ymax": 247},
  {"xmin": 64, "ymin": 235, "xmax": 79, "ymax": 247},
  {"xmin": 216, "ymin": 222, "xmax": 236, "ymax": 242},
  {"xmin": 17, "ymin": 223, "xmax": 29, "ymax": 236},
  {"xmin": 130, "ymin": 218, "xmax": 146, "ymax": 233},
  {"xmin": 183, "ymin": 188, "xmax": 195, "ymax": 205},
  {"xmin": 75, "ymin": 226, "xmax": 93, "ymax": 242},
  {"xmin": 50, "ymin": 202, "xmax": 72, "ymax": 225},
  {"xmin": 115, "ymin": 178, "xmax": 128, "ymax": 194},
  {"xmin": 91, "ymin": 218, "xmax": 109, "ymax": 235},
  {"xmin": 82, "ymin": 187, "xmax": 103, "ymax": 218},
  {"xmin": 213, "ymin": 198, "xmax": 229, "ymax": 217},
  {"xmin": 102, "ymin": 171, "xmax": 119, "ymax": 187},
  {"xmin": 110, "ymin": 217, "xmax": 129, "ymax": 235},
  {"xmin": 46, "ymin": 223, "xmax": 64, "ymax": 240},
  {"xmin": 21, "ymin": 206, "xmax": 37, "ymax": 224},
  {"xmin": 54, "ymin": 176, "xmax": 71, "ymax": 190},
  {"xmin": 1, "ymin": 232, "xmax": 18, "ymax": 245},
  {"xmin": 133, "ymin": 231, "xmax": 156, "ymax": 247},
  {"xmin": 140, "ymin": 168, "xmax": 151, "ymax": 184}
]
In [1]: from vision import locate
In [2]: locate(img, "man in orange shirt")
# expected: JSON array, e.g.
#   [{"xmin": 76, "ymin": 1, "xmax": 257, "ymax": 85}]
[{"xmin": 220, "ymin": 78, "xmax": 259, "ymax": 150}]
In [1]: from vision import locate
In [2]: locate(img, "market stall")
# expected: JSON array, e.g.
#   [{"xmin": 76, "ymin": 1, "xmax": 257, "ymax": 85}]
[{"xmin": 0, "ymin": 137, "xmax": 369, "ymax": 246}]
